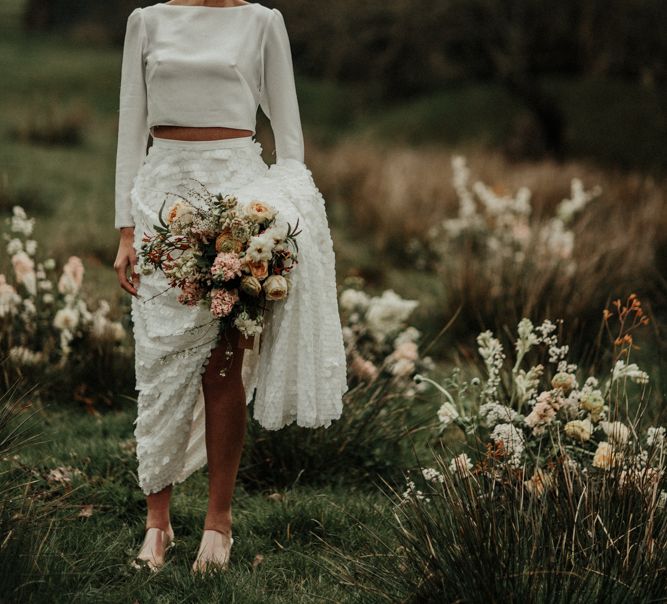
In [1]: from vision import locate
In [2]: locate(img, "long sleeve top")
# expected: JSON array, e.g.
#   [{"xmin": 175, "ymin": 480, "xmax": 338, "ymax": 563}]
[{"xmin": 114, "ymin": 2, "xmax": 304, "ymax": 228}]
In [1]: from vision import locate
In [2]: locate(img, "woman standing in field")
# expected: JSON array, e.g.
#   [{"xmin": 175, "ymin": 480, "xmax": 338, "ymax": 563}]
[{"xmin": 113, "ymin": 0, "xmax": 347, "ymax": 573}]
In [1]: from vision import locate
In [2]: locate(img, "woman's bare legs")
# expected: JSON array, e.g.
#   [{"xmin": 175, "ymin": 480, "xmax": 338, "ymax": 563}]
[
  {"xmin": 201, "ymin": 327, "xmax": 247, "ymax": 536},
  {"xmin": 146, "ymin": 486, "xmax": 173, "ymax": 531}
]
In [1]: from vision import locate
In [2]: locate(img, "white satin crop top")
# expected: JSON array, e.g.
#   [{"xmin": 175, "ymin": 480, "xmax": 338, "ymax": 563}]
[{"xmin": 114, "ymin": 2, "xmax": 305, "ymax": 228}]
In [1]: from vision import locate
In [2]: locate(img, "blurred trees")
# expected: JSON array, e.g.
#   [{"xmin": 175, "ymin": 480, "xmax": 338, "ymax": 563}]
[{"xmin": 24, "ymin": 0, "xmax": 667, "ymax": 157}]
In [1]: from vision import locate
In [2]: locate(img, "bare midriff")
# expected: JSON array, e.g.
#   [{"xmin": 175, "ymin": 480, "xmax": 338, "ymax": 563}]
[{"xmin": 150, "ymin": 125, "xmax": 254, "ymax": 141}]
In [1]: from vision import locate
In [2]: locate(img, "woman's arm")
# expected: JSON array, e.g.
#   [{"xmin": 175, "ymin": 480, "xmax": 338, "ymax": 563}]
[
  {"xmin": 259, "ymin": 8, "xmax": 305, "ymax": 167},
  {"xmin": 114, "ymin": 7, "xmax": 148, "ymax": 296}
]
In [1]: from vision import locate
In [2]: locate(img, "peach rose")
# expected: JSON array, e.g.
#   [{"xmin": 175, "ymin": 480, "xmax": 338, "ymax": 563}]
[
  {"xmin": 247, "ymin": 259, "xmax": 269, "ymax": 281},
  {"xmin": 240, "ymin": 275, "xmax": 262, "ymax": 296}
]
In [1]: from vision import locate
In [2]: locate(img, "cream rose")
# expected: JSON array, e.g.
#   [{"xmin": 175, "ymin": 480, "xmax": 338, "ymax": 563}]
[
  {"xmin": 245, "ymin": 200, "xmax": 277, "ymax": 224},
  {"xmin": 263, "ymin": 275, "xmax": 288, "ymax": 300}
]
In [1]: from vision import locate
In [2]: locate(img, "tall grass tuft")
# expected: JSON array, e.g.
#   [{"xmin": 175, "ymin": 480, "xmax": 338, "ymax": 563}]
[{"xmin": 321, "ymin": 445, "xmax": 667, "ymax": 604}]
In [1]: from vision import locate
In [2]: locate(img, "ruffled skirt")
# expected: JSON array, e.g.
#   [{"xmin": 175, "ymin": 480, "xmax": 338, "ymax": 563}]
[{"xmin": 130, "ymin": 136, "xmax": 348, "ymax": 495}]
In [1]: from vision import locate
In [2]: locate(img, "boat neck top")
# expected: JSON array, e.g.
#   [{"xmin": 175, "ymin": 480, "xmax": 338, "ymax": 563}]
[{"xmin": 114, "ymin": 1, "xmax": 304, "ymax": 228}]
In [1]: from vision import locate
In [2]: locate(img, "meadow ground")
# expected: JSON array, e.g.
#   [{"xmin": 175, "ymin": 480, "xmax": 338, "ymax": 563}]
[{"xmin": 2, "ymin": 4, "xmax": 667, "ymax": 603}]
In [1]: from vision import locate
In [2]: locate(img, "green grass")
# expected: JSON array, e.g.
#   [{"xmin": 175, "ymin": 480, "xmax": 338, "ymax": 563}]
[{"xmin": 2, "ymin": 403, "xmax": 398, "ymax": 603}]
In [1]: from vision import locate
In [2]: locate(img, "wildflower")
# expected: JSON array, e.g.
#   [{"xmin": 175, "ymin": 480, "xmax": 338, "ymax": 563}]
[
  {"xmin": 515, "ymin": 318, "xmax": 539, "ymax": 356},
  {"xmin": 646, "ymin": 426, "xmax": 666, "ymax": 448},
  {"xmin": 437, "ymin": 401, "xmax": 459, "ymax": 428},
  {"xmin": 479, "ymin": 402, "xmax": 518, "ymax": 428},
  {"xmin": 490, "ymin": 423, "xmax": 525, "ymax": 467},
  {"xmin": 349, "ymin": 350, "xmax": 379, "ymax": 382},
  {"xmin": 53, "ymin": 307, "xmax": 79, "ymax": 331},
  {"xmin": 514, "ymin": 364, "xmax": 543, "ymax": 404},
  {"xmin": 600, "ymin": 421, "xmax": 630, "ymax": 446},
  {"xmin": 579, "ymin": 388, "xmax": 605, "ymax": 421},
  {"xmin": 339, "ymin": 288, "xmax": 371, "ymax": 313},
  {"xmin": 365, "ymin": 290, "xmax": 419, "ymax": 342},
  {"xmin": 592, "ymin": 441, "xmax": 622, "ymax": 469},
  {"xmin": 8, "ymin": 346, "xmax": 44, "ymax": 366},
  {"xmin": 421, "ymin": 467, "xmax": 445, "ymax": 483},
  {"xmin": 524, "ymin": 468, "xmax": 553, "ymax": 496},
  {"xmin": 401, "ymin": 479, "xmax": 429, "ymax": 502},
  {"xmin": 524, "ymin": 398, "xmax": 557, "ymax": 436},
  {"xmin": 10, "ymin": 206, "xmax": 34, "ymax": 236},
  {"xmin": 449, "ymin": 453, "xmax": 473, "ymax": 477},
  {"xmin": 612, "ymin": 360, "xmax": 649, "ymax": 385},
  {"xmin": 6, "ymin": 238, "xmax": 22, "ymax": 254},
  {"xmin": 564, "ymin": 419, "xmax": 593, "ymax": 442},
  {"xmin": 57, "ymin": 256, "xmax": 84, "ymax": 295},
  {"xmin": 551, "ymin": 371, "xmax": 576, "ymax": 393},
  {"xmin": 0, "ymin": 275, "xmax": 21, "ymax": 317}
]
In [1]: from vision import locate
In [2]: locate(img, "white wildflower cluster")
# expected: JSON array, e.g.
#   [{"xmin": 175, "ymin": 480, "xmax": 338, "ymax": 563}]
[
  {"xmin": 401, "ymin": 477, "xmax": 430, "ymax": 502},
  {"xmin": 476, "ymin": 330, "xmax": 505, "ymax": 403},
  {"xmin": 2, "ymin": 206, "xmax": 127, "ymax": 368},
  {"xmin": 611, "ymin": 360, "xmax": 649, "ymax": 385},
  {"xmin": 418, "ymin": 315, "xmax": 664, "ymax": 491},
  {"xmin": 491, "ymin": 423, "xmax": 525, "ymax": 467},
  {"xmin": 339, "ymin": 286, "xmax": 433, "ymax": 390},
  {"xmin": 449, "ymin": 453, "xmax": 473, "ymax": 477},
  {"xmin": 431, "ymin": 156, "xmax": 601, "ymax": 277},
  {"xmin": 479, "ymin": 402, "xmax": 519, "ymax": 428},
  {"xmin": 421, "ymin": 467, "xmax": 445, "ymax": 483}
]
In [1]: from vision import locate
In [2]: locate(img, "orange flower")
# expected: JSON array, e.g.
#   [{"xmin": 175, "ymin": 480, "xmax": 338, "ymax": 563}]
[{"xmin": 247, "ymin": 259, "xmax": 269, "ymax": 280}]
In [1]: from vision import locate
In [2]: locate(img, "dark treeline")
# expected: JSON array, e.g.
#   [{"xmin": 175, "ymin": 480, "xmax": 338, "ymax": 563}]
[
  {"xmin": 24, "ymin": 0, "xmax": 667, "ymax": 93},
  {"xmin": 23, "ymin": 0, "xmax": 667, "ymax": 158}
]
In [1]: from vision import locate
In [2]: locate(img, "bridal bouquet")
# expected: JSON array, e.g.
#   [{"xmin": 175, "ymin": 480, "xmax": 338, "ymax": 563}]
[{"xmin": 138, "ymin": 181, "xmax": 300, "ymax": 364}]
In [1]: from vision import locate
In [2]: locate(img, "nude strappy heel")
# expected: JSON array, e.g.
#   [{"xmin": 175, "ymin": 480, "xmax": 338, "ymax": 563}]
[
  {"xmin": 130, "ymin": 524, "xmax": 176, "ymax": 572},
  {"xmin": 191, "ymin": 529, "xmax": 234, "ymax": 573}
]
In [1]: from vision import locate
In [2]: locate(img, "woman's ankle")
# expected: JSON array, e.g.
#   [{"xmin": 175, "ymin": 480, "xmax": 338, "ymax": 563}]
[
  {"xmin": 145, "ymin": 515, "xmax": 171, "ymax": 532},
  {"xmin": 204, "ymin": 510, "xmax": 232, "ymax": 535}
]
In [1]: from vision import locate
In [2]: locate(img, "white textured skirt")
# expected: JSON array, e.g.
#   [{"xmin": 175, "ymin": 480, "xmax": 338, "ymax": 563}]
[{"xmin": 130, "ymin": 136, "xmax": 348, "ymax": 495}]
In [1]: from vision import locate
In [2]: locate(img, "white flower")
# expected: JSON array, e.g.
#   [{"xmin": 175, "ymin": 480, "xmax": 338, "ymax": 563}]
[
  {"xmin": 437, "ymin": 401, "xmax": 459, "ymax": 427},
  {"xmin": 365, "ymin": 290, "xmax": 419, "ymax": 342},
  {"xmin": 490, "ymin": 423, "xmax": 525, "ymax": 466},
  {"xmin": 401, "ymin": 479, "xmax": 430, "ymax": 502},
  {"xmin": 515, "ymin": 318, "xmax": 539, "ymax": 356},
  {"xmin": 8, "ymin": 346, "xmax": 44, "ymax": 365},
  {"xmin": 421, "ymin": 467, "xmax": 445, "ymax": 483},
  {"xmin": 479, "ymin": 402, "xmax": 519, "ymax": 428},
  {"xmin": 233, "ymin": 311, "xmax": 263, "ymax": 336},
  {"xmin": 647, "ymin": 426, "xmax": 666, "ymax": 448},
  {"xmin": 600, "ymin": 421, "xmax": 630, "ymax": 446},
  {"xmin": 6, "ymin": 238, "xmax": 22, "ymax": 255},
  {"xmin": 339, "ymin": 288, "xmax": 371, "ymax": 313},
  {"xmin": 246, "ymin": 232, "xmax": 274, "ymax": 262},
  {"xmin": 449, "ymin": 453, "xmax": 473, "ymax": 477},
  {"xmin": 0, "ymin": 275, "xmax": 21, "ymax": 317},
  {"xmin": 25, "ymin": 240, "xmax": 37, "ymax": 256},
  {"xmin": 10, "ymin": 206, "xmax": 34, "ymax": 236},
  {"xmin": 612, "ymin": 360, "xmax": 649, "ymax": 385},
  {"xmin": 53, "ymin": 307, "xmax": 79, "ymax": 331}
]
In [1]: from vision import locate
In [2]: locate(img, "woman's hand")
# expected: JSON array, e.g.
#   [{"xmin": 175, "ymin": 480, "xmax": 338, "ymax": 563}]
[{"xmin": 114, "ymin": 226, "xmax": 140, "ymax": 297}]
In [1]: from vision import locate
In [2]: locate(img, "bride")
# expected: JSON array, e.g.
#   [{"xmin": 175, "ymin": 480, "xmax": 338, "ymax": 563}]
[{"xmin": 112, "ymin": 0, "xmax": 348, "ymax": 573}]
